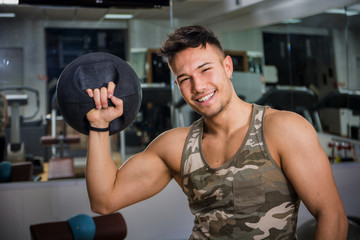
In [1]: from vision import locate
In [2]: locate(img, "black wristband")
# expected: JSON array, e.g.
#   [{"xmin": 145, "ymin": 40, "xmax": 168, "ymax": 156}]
[{"xmin": 89, "ymin": 125, "xmax": 110, "ymax": 132}]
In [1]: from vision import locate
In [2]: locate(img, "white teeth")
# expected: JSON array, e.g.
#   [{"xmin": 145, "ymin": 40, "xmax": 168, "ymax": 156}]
[{"xmin": 198, "ymin": 92, "xmax": 214, "ymax": 102}]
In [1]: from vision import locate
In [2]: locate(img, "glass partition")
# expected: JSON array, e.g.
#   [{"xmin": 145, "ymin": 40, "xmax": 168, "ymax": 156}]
[
  {"xmin": 220, "ymin": 3, "xmax": 360, "ymax": 163},
  {"xmin": 0, "ymin": 2, "xmax": 358, "ymax": 183},
  {"xmin": 264, "ymin": 4, "xmax": 360, "ymax": 163}
]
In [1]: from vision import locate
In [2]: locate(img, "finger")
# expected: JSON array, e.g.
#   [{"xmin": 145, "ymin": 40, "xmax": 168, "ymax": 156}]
[
  {"xmin": 93, "ymin": 88, "xmax": 101, "ymax": 109},
  {"xmin": 86, "ymin": 89, "xmax": 94, "ymax": 97},
  {"xmin": 100, "ymin": 87, "xmax": 108, "ymax": 108},
  {"xmin": 107, "ymin": 82, "xmax": 116, "ymax": 98}
]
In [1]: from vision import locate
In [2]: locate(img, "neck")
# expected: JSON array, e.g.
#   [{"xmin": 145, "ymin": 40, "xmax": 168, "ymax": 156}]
[{"xmin": 203, "ymin": 98, "xmax": 253, "ymax": 136}]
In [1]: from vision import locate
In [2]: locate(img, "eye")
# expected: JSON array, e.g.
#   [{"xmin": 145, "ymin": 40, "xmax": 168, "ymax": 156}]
[
  {"xmin": 202, "ymin": 67, "xmax": 211, "ymax": 73},
  {"xmin": 179, "ymin": 77, "xmax": 190, "ymax": 84}
]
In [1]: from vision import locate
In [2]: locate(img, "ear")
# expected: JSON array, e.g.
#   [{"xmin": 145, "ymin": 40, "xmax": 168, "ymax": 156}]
[
  {"xmin": 223, "ymin": 55, "xmax": 233, "ymax": 79},
  {"xmin": 169, "ymin": 66, "xmax": 179, "ymax": 86}
]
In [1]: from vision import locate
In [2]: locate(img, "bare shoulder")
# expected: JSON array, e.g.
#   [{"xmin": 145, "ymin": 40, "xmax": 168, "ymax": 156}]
[
  {"xmin": 148, "ymin": 127, "xmax": 191, "ymax": 150},
  {"xmin": 264, "ymin": 108, "xmax": 316, "ymax": 137},
  {"xmin": 144, "ymin": 126, "xmax": 191, "ymax": 175},
  {"xmin": 264, "ymin": 108, "xmax": 320, "ymax": 166}
]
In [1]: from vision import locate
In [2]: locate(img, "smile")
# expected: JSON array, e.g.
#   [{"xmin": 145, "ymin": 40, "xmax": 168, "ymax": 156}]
[{"xmin": 197, "ymin": 92, "xmax": 215, "ymax": 102}]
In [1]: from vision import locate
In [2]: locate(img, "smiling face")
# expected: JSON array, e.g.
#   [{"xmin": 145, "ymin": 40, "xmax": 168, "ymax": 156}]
[{"xmin": 170, "ymin": 44, "xmax": 234, "ymax": 118}]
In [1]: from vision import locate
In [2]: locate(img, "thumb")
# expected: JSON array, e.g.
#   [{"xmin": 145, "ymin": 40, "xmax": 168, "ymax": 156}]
[{"xmin": 111, "ymin": 96, "xmax": 123, "ymax": 115}]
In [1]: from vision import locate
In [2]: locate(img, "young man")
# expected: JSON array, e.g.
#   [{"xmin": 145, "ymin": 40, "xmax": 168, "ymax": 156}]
[{"xmin": 85, "ymin": 25, "xmax": 347, "ymax": 239}]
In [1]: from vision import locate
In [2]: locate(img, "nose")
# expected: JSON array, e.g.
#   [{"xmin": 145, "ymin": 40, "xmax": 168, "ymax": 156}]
[{"xmin": 192, "ymin": 75, "xmax": 206, "ymax": 93}]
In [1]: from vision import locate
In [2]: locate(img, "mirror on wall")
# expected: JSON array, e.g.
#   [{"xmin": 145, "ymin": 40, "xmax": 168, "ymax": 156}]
[
  {"xmin": 0, "ymin": 2, "xmax": 359, "ymax": 183},
  {"xmin": 265, "ymin": 4, "xmax": 360, "ymax": 164},
  {"xmin": 223, "ymin": 3, "xmax": 360, "ymax": 164}
]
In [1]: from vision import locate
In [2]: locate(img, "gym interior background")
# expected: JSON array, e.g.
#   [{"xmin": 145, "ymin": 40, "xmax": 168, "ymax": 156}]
[{"xmin": 0, "ymin": 0, "xmax": 359, "ymax": 239}]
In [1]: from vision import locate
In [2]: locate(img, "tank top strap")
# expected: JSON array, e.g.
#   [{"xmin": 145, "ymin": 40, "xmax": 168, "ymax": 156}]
[
  {"xmin": 180, "ymin": 117, "xmax": 204, "ymax": 180},
  {"xmin": 243, "ymin": 104, "xmax": 267, "ymax": 153}
]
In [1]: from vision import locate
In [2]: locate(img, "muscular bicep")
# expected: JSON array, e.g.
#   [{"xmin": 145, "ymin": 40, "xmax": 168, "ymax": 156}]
[
  {"xmin": 108, "ymin": 149, "xmax": 173, "ymax": 210},
  {"xmin": 100, "ymin": 127, "xmax": 186, "ymax": 212}
]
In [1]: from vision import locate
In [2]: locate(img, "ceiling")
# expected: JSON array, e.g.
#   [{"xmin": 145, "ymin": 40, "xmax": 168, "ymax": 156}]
[
  {"xmin": 0, "ymin": 0, "xmax": 359, "ymax": 30},
  {"xmin": 0, "ymin": 0, "xmax": 228, "ymax": 21},
  {"xmin": 270, "ymin": 2, "xmax": 360, "ymax": 31},
  {"xmin": 292, "ymin": 11, "xmax": 360, "ymax": 31}
]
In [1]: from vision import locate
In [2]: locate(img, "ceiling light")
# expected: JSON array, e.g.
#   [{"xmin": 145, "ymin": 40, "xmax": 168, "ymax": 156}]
[
  {"xmin": 104, "ymin": 14, "xmax": 133, "ymax": 20},
  {"xmin": 0, "ymin": 0, "xmax": 19, "ymax": 4},
  {"xmin": 325, "ymin": 8, "xmax": 359, "ymax": 16},
  {"xmin": 0, "ymin": 13, "xmax": 16, "ymax": 17},
  {"xmin": 281, "ymin": 18, "xmax": 302, "ymax": 24}
]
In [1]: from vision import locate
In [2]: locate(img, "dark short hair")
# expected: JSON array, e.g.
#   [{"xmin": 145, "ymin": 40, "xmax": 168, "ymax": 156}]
[{"xmin": 159, "ymin": 25, "xmax": 224, "ymax": 65}]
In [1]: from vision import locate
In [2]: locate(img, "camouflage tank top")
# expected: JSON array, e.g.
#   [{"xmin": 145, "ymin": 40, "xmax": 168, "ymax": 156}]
[{"xmin": 181, "ymin": 104, "xmax": 300, "ymax": 240}]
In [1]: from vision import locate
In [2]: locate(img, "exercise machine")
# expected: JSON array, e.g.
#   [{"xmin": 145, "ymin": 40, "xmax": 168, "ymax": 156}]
[
  {"xmin": 0, "ymin": 86, "xmax": 40, "ymax": 163},
  {"xmin": 41, "ymin": 92, "xmax": 80, "ymax": 180}
]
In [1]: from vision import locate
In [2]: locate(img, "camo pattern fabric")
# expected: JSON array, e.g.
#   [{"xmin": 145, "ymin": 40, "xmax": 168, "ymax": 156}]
[{"xmin": 181, "ymin": 104, "xmax": 300, "ymax": 240}]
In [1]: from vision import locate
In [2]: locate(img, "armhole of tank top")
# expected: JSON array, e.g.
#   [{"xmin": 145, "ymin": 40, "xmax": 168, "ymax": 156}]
[
  {"xmin": 260, "ymin": 105, "xmax": 283, "ymax": 171},
  {"xmin": 180, "ymin": 118, "xmax": 203, "ymax": 189}
]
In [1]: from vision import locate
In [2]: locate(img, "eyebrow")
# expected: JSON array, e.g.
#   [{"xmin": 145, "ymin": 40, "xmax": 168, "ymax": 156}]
[{"xmin": 176, "ymin": 62, "xmax": 212, "ymax": 80}]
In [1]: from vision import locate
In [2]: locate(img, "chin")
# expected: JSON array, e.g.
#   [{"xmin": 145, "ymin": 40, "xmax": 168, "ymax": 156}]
[{"xmin": 198, "ymin": 108, "xmax": 223, "ymax": 119}]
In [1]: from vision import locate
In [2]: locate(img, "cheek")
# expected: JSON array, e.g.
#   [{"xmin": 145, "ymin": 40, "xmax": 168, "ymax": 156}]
[
  {"xmin": 206, "ymin": 70, "xmax": 221, "ymax": 82},
  {"xmin": 179, "ymin": 80, "xmax": 191, "ymax": 92},
  {"xmin": 207, "ymin": 73, "xmax": 222, "ymax": 87},
  {"xmin": 178, "ymin": 84, "xmax": 190, "ymax": 99}
]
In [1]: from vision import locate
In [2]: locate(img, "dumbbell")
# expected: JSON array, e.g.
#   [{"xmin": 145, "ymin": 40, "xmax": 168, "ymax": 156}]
[{"xmin": 56, "ymin": 52, "xmax": 142, "ymax": 135}]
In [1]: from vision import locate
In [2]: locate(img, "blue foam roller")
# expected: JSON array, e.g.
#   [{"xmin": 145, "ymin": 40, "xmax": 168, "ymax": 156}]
[
  {"xmin": 0, "ymin": 161, "xmax": 11, "ymax": 182},
  {"xmin": 67, "ymin": 214, "xmax": 96, "ymax": 240}
]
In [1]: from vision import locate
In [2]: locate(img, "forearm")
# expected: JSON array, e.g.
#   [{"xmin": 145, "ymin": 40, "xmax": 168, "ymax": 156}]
[
  {"xmin": 313, "ymin": 212, "xmax": 348, "ymax": 240},
  {"xmin": 86, "ymin": 130, "xmax": 118, "ymax": 213}
]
